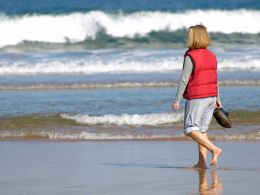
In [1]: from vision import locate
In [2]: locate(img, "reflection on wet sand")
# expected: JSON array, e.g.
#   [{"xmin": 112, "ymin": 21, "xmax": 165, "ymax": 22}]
[{"xmin": 197, "ymin": 169, "xmax": 223, "ymax": 195}]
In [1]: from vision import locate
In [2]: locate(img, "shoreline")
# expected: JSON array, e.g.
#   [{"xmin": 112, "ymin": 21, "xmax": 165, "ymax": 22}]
[
  {"xmin": 1, "ymin": 109, "xmax": 259, "ymax": 127},
  {"xmin": 0, "ymin": 132, "xmax": 260, "ymax": 142},
  {"xmin": 0, "ymin": 110, "xmax": 259, "ymax": 142}
]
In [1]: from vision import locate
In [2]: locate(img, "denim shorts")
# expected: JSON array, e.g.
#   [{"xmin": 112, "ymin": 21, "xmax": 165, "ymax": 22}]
[{"xmin": 184, "ymin": 97, "xmax": 216, "ymax": 135}]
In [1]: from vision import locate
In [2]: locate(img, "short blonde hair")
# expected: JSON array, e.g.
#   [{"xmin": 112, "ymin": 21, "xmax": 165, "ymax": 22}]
[{"xmin": 187, "ymin": 25, "xmax": 211, "ymax": 49}]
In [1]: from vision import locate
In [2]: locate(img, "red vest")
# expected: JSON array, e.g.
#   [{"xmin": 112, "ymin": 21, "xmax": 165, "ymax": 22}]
[{"xmin": 183, "ymin": 49, "xmax": 218, "ymax": 100}]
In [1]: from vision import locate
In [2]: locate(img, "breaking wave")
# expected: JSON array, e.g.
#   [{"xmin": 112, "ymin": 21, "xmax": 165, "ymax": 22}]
[
  {"xmin": 1, "ymin": 57, "xmax": 260, "ymax": 75},
  {"xmin": 1, "ymin": 9, "xmax": 260, "ymax": 48},
  {"xmin": 0, "ymin": 110, "xmax": 259, "ymax": 141},
  {"xmin": 60, "ymin": 112, "xmax": 183, "ymax": 126}
]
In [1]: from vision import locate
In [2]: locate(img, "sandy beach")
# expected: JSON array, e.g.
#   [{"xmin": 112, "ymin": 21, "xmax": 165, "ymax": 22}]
[{"xmin": 0, "ymin": 140, "xmax": 259, "ymax": 195}]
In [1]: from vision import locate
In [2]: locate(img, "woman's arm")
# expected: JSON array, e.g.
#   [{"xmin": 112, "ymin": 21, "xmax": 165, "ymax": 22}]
[
  {"xmin": 172, "ymin": 56, "xmax": 193, "ymax": 110},
  {"xmin": 216, "ymin": 86, "xmax": 223, "ymax": 108}
]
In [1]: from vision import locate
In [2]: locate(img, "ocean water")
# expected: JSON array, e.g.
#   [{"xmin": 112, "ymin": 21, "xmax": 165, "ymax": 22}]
[{"xmin": 0, "ymin": 0, "xmax": 259, "ymax": 141}]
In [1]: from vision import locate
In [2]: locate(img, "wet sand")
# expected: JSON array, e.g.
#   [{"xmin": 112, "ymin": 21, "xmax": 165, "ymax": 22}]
[{"xmin": 0, "ymin": 140, "xmax": 260, "ymax": 195}]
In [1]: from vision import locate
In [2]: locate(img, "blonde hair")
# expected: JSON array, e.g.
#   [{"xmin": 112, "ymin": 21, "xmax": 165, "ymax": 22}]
[{"xmin": 187, "ymin": 25, "xmax": 211, "ymax": 49}]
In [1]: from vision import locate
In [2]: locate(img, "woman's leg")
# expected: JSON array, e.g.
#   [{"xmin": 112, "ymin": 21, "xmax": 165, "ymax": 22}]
[
  {"xmin": 189, "ymin": 131, "xmax": 222, "ymax": 165},
  {"xmin": 184, "ymin": 97, "xmax": 222, "ymax": 166},
  {"xmin": 194, "ymin": 133, "xmax": 208, "ymax": 169}
]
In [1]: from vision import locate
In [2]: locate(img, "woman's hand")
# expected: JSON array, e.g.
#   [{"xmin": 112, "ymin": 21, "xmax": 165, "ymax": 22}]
[
  {"xmin": 216, "ymin": 100, "xmax": 223, "ymax": 108},
  {"xmin": 172, "ymin": 101, "xmax": 180, "ymax": 111}
]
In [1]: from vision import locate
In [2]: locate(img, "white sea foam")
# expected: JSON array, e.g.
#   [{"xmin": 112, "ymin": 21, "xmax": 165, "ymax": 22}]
[
  {"xmin": 44, "ymin": 131, "xmax": 175, "ymax": 140},
  {"xmin": 1, "ymin": 130, "xmax": 260, "ymax": 141},
  {"xmin": 60, "ymin": 112, "xmax": 184, "ymax": 126},
  {"xmin": 0, "ymin": 130, "xmax": 177, "ymax": 140},
  {"xmin": 0, "ymin": 9, "xmax": 260, "ymax": 47},
  {"xmin": 218, "ymin": 58, "xmax": 260, "ymax": 70},
  {"xmin": 0, "ymin": 61, "xmax": 176, "ymax": 74},
  {"xmin": 0, "ymin": 57, "xmax": 181, "ymax": 74},
  {"xmin": 0, "ymin": 56, "xmax": 260, "ymax": 75}
]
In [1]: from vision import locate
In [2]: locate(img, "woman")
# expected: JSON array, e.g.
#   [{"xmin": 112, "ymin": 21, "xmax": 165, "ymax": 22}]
[{"xmin": 172, "ymin": 24, "xmax": 222, "ymax": 168}]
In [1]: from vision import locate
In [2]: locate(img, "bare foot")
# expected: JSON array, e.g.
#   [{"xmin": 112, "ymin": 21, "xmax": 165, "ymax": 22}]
[
  {"xmin": 192, "ymin": 163, "xmax": 207, "ymax": 169},
  {"xmin": 210, "ymin": 148, "xmax": 222, "ymax": 166}
]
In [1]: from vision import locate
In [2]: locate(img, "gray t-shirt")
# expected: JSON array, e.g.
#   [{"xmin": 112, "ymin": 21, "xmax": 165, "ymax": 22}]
[{"xmin": 174, "ymin": 56, "xmax": 220, "ymax": 103}]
